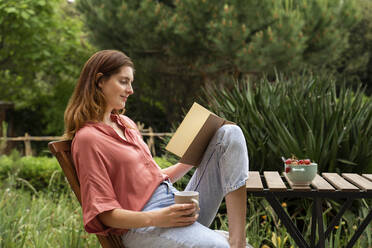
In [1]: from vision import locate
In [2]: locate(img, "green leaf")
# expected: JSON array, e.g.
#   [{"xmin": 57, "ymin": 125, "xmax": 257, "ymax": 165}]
[
  {"xmin": 337, "ymin": 159, "xmax": 357, "ymax": 166},
  {"xmin": 5, "ymin": 7, "xmax": 17, "ymax": 13},
  {"xmin": 203, "ymin": 71, "xmax": 371, "ymax": 173},
  {"xmin": 20, "ymin": 11, "xmax": 29, "ymax": 20}
]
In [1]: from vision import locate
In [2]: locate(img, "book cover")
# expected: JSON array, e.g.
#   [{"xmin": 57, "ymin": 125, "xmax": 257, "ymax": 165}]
[{"xmin": 165, "ymin": 102, "xmax": 234, "ymax": 166}]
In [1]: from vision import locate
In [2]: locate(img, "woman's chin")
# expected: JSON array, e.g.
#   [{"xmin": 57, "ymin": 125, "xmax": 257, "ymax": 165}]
[
  {"xmin": 117, "ymin": 103, "xmax": 126, "ymax": 109},
  {"xmin": 112, "ymin": 106, "xmax": 125, "ymax": 111}
]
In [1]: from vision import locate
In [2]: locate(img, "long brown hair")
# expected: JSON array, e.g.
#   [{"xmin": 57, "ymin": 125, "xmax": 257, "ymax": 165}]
[{"xmin": 63, "ymin": 50, "xmax": 134, "ymax": 139}]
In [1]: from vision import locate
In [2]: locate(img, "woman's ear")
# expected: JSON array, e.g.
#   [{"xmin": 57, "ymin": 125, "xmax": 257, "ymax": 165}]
[{"xmin": 96, "ymin": 72, "xmax": 104, "ymax": 88}]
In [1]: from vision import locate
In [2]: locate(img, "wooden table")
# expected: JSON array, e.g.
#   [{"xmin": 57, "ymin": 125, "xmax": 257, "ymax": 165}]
[{"xmin": 245, "ymin": 171, "xmax": 372, "ymax": 248}]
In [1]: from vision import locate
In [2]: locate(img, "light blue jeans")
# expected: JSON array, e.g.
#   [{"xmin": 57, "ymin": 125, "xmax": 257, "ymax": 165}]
[{"xmin": 122, "ymin": 125, "xmax": 249, "ymax": 248}]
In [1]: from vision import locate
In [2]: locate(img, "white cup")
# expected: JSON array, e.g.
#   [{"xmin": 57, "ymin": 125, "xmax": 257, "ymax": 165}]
[{"xmin": 174, "ymin": 191, "xmax": 199, "ymax": 216}]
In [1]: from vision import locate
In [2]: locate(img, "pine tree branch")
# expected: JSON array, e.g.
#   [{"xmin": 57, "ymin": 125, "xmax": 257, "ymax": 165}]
[
  {"xmin": 245, "ymin": 20, "xmax": 277, "ymax": 43},
  {"xmin": 156, "ymin": 0, "xmax": 175, "ymax": 8}
]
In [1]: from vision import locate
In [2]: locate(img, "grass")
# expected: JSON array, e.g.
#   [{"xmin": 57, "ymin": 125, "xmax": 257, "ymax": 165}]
[
  {"xmin": 214, "ymin": 196, "xmax": 371, "ymax": 248},
  {"xmin": 246, "ymin": 197, "xmax": 372, "ymax": 247},
  {"xmin": 0, "ymin": 176, "xmax": 99, "ymax": 248},
  {"xmin": 1, "ymin": 175, "xmax": 371, "ymax": 248}
]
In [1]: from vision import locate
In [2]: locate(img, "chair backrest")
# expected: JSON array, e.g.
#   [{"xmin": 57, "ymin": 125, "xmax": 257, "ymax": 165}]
[{"xmin": 48, "ymin": 140, "xmax": 125, "ymax": 248}]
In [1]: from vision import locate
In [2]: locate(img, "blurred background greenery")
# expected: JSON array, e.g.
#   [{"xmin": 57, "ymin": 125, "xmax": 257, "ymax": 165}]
[
  {"xmin": 1, "ymin": 0, "xmax": 371, "ymax": 173},
  {"xmin": 1, "ymin": 1, "xmax": 372, "ymax": 247}
]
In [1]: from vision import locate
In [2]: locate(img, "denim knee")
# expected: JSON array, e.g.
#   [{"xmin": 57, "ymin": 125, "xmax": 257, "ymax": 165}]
[
  {"xmin": 217, "ymin": 125, "xmax": 248, "ymax": 164},
  {"xmin": 217, "ymin": 124, "xmax": 246, "ymax": 149},
  {"xmin": 213, "ymin": 124, "xmax": 249, "ymax": 196}
]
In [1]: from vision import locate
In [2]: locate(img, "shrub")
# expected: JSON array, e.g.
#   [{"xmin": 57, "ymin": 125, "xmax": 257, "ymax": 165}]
[
  {"xmin": 0, "ymin": 154, "xmax": 13, "ymax": 177},
  {"xmin": 0, "ymin": 152, "xmax": 176, "ymax": 192},
  {"xmin": 0, "ymin": 151, "xmax": 66, "ymax": 193},
  {"xmin": 203, "ymin": 71, "xmax": 372, "ymax": 173},
  {"xmin": 153, "ymin": 156, "xmax": 173, "ymax": 169}
]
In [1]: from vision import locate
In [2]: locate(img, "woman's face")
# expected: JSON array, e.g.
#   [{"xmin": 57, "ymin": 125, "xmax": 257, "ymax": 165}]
[{"xmin": 98, "ymin": 66, "xmax": 134, "ymax": 111}]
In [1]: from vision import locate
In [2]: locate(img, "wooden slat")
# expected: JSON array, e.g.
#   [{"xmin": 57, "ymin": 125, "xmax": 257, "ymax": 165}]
[
  {"xmin": 246, "ymin": 171, "xmax": 264, "ymax": 191},
  {"xmin": 342, "ymin": 173, "xmax": 372, "ymax": 192},
  {"xmin": 322, "ymin": 173, "xmax": 359, "ymax": 192},
  {"xmin": 48, "ymin": 140, "xmax": 72, "ymax": 154},
  {"xmin": 362, "ymin": 174, "xmax": 372, "ymax": 182},
  {"xmin": 282, "ymin": 172, "xmax": 311, "ymax": 191},
  {"xmin": 264, "ymin": 171, "xmax": 287, "ymax": 191},
  {"xmin": 311, "ymin": 174, "xmax": 335, "ymax": 191}
]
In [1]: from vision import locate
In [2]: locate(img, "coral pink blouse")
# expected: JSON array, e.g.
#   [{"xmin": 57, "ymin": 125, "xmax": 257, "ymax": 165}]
[{"xmin": 71, "ymin": 114, "xmax": 168, "ymax": 235}]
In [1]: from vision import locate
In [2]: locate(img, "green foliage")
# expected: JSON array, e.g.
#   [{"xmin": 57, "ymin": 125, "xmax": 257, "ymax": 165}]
[
  {"xmin": 154, "ymin": 155, "xmax": 194, "ymax": 190},
  {"xmin": 0, "ymin": 151, "xmax": 65, "ymax": 192},
  {"xmin": 336, "ymin": 0, "xmax": 372, "ymax": 95},
  {"xmin": 0, "ymin": 188, "xmax": 100, "ymax": 248},
  {"xmin": 0, "ymin": 152, "xmax": 175, "ymax": 192},
  {"xmin": 77, "ymin": 0, "xmax": 359, "ymax": 74},
  {"xmin": 0, "ymin": 0, "xmax": 94, "ymax": 136},
  {"xmin": 203, "ymin": 72, "xmax": 372, "ymax": 173},
  {"xmin": 243, "ymin": 197, "xmax": 371, "ymax": 247},
  {"xmin": 0, "ymin": 121, "xmax": 7, "ymax": 153},
  {"xmin": 1, "ymin": 186, "xmax": 370, "ymax": 247},
  {"xmin": 0, "ymin": 154, "xmax": 13, "ymax": 177},
  {"xmin": 0, "ymin": 157, "xmax": 370, "ymax": 247},
  {"xmin": 76, "ymin": 0, "xmax": 360, "ymax": 129},
  {"xmin": 16, "ymin": 156, "xmax": 63, "ymax": 191},
  {"xmin": 153, "ymin": 156, "xmax": 173, "ymax": 169}
]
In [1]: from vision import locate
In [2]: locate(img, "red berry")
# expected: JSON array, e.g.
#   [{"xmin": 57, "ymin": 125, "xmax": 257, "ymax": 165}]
[
  {"xmin": 298, "ymin": 160, "xmax": 304, "ymax": 165},
  {"xmin": 304, "ymin": 159, "xmax": 311, "ymax": 165},
  {"xmin": 285, "ymin": 159, "xmax": 292, "ymax": 165},
  {"xmin": 285, "ymin": 167, "xmax": 291, "ymax": 173}
]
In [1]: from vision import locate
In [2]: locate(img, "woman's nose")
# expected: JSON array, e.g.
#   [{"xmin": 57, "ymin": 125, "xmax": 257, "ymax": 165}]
[{"xmin": 127, "ymin": 84, "xmax": 134, "ymax": 95}]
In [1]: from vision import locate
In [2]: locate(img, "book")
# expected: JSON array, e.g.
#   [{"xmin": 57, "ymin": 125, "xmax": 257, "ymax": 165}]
[{"xmin": 165, "ymin": 102, "xmax": 234, "ymax": 166}]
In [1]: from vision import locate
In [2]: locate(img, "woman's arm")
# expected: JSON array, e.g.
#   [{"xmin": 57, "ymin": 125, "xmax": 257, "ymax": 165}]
[
  {"xmin": 98, "ymin": 203, "xmax": 198, "ymax": 229},
  {"xmin": 161, "ymin": 162, "xmax": 193, "ymax": 183}
]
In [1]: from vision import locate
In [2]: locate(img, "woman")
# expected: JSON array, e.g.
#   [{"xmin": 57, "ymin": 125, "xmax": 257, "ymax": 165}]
[{"xmin": 64, "ymin": 50, "xmax": 249, "ymax": 248}]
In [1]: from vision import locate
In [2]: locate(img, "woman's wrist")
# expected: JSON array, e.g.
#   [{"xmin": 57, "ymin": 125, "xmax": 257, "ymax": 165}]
[{"xmin": 143, "ymin": 211, "xmax": 156, "ymax": 226}]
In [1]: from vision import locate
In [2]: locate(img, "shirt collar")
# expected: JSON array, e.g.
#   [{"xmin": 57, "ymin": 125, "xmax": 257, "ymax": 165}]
[{"xmin": 110, "ymin": 114, "xmax": 126, "ymax": 128}]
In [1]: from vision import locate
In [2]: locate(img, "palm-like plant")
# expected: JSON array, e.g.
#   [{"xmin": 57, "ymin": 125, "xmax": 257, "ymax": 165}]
[{"xmin": 202, "ymin": 72, "xmax": 372, "ymax": 173}]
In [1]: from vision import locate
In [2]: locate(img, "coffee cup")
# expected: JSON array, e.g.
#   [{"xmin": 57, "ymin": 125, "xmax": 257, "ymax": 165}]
[{"xmin": 174, "ymin": 191, "xmax": 199, "ymax": 216}]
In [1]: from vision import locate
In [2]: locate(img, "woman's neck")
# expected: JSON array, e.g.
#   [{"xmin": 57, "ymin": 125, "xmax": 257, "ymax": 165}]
[{"xmin": 103, "ymin": 111, "xmax": 114, "ymax": 125}]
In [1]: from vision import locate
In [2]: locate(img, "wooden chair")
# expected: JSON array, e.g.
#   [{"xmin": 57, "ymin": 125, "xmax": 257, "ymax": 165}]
[{"xmin": 48, "ymin": 140, "xmax": 124, "ymax": 248}]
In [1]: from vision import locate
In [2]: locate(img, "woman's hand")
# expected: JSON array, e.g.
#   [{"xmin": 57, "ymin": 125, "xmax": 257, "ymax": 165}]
[{"xmin": 148, "ymin": 203, "xmax": 199, "ymax": 227}]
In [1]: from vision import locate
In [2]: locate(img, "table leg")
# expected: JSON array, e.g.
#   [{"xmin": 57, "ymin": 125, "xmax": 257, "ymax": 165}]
[
  {"xmin": 346, "ymin": 210, "xmax": 372, "ymax": 248},
  {"xmin": 324, "ymin": 199, "xmax": 352, "ymax": 239},
  {"xmin": 316, "ymin": 198, "xmax": 325, "ymax": 248},
  {"xmin": 266, "ymin": 194, "xmax": 309, "ymax": 248},
  {"xmin": 311, "ymin": 201, "xmax": 317, "ymax": 248},
  {"xmin": 315, "ymin": 198, "xmax": 353, "ymax": 248}
]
